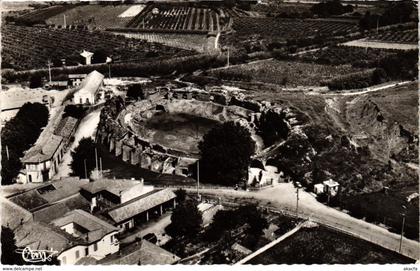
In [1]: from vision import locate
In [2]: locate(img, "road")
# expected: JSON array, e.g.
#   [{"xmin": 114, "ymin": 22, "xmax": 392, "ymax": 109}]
[
  {"xmin": 54, "ymin": 108, "xmax": 102, "ymax": 179},
  {"xmin": 189, "ymin": 183, "xmax": 419, "ymax": 260}
]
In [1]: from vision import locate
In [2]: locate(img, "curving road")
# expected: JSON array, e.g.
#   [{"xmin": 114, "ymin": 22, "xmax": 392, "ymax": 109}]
[
  {"xmin": 54, "ymin": 108, "xmax": 102, "ymax": 179},
  {"xmin": 188, "ymin": 183, "xmax": 419, "ymax": 260}
]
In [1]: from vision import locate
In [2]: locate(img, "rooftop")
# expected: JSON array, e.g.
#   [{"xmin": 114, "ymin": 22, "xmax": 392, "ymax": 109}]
[
  {"xmin": 8, "ymin": 178, "xmax": 90, "ymax": 211},
  {"xmin": 22, "ymin": 134, "xmax": 63, "ymax": 163},
  {"xmin": 81, "ymin": 178, "xmax": 143, "ymax": 197},
  {"xmin": 77, "ymin": 70, "xmax": 104, "ymax": 95},
  {"xmin": 51, "ymin": 209, "xmax": 119, "ymax": 243},
  {"xmin": 107, "ymin": 189, "xmax": 176, "ymax": 223},
  {"xmin": 14, "ymin": 222, "xmax": 76, "ymax": 254},
  {"xmin": 98, "ymin": 240, "xmax": 180, "ymax": 265},
  {"xmin": 54, "ymin": 116, "xmax": 78, "ymax": 139}
]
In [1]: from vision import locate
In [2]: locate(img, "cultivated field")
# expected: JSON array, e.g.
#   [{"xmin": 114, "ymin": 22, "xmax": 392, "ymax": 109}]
[
  {"xmin": 297, "ymin": 46, "xmax": 398, "ymax": 67},
  {"xmin": 231, "ymin": 17, "xmax": 358, "ymax": 41},
  {"xmin": 208, "ymin": 59, "xmax": 362, "ymax": 87},
  {"xmin": 367, "ymin": 29, "xmax": 418, "ymax": 44},
  {"xmin": 45, "ymin": 4, "xmax": 141, "ymax": 29},
  {"xmin": 1, "ymin": 25, "xmax": 192, "ymax": 70},
  {"xmin": 126, "ymin": 4, "xmax": 237, "ymax": 32},
  {"xmin": 249, "ymin": 226, "xmax": 414, "ymax": 264}
]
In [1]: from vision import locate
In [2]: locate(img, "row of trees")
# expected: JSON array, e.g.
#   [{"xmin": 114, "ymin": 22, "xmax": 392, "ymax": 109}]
[
  {"xmin": 1, "ymin": 103, "xmax": 49, "ymax": 185},
  {"xmin": 359, "ymin": 2, "xmax": 415, "ymax": 30},
  {"xmin": 311, "ymin": 0, "xmax": 354, "ymax": 18}
]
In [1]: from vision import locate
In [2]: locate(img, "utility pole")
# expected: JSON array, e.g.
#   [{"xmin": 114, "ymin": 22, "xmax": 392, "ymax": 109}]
[
  {"xmin": 399, "ymin": 205, "xmax": 407, "ymax": 253},
  {"xmin": 197, "ymin": 160, "xmax": 200, "ymax": 200},
  {"xmin": 5, "ymin": 145, "xmax": 9, "ymax": 160},
  {"xmin": 64, "ymin": 14, "xmax": 66, "ymax": 28},
  {"xmin": 47, "ymin": 60, "xmax": 52, "ymax": 83},
  {"xmin": 227, "ymin": 47, "xmax": 230, "ymax": 68},
  {"xmin": 99, "ymin": 157, "xmax": 103, "ymax": 177},
  {"xmin": 376, "ymin": 16, "xmax": 379, "ymax": 35},
  {"xmin": 296, "ymin": 182, "xmax": 302, "ymax": 216},
  {"xmin": 84, "ymin": 159, "xmax": 87, "ymax": 179},
  {"xmin": 95, "ymin": 148, "xmax": 99, "ymax": 171}
]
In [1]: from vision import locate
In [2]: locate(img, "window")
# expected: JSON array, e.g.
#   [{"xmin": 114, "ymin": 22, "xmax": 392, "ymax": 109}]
[
  {"xmin": 75, "ymin": 250, "xmax": 80, "ymax": 259},
  {"xmin": 85, "ymin": 247, "xmax": 89, "ymax": 256},
  {"xmin": 93, "ymin": 243, "xmax": 98, "ymax": 251}
]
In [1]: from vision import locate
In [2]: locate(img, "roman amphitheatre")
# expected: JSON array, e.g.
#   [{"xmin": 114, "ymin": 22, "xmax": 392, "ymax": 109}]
[{"xmin": 97, "ymin": 85, "xmax": 294, "ymax": 181}]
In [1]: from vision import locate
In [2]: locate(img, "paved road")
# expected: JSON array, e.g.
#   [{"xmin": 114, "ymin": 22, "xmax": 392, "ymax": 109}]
[
  {"xmin": 54, "ymin": 108, "xmax": 102, "ymax": 178},
  {"xmin": 189, "ymin": 183, "xmax": 419, "ymax": 260}
]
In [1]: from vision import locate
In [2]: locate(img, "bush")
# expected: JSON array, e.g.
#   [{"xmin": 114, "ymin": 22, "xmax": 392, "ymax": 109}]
[
  {"xmin": 167, "ymin": 200, "xmax": 202, "ymax": 238},
  {"xmin": 70, "ymin": 138, "xmax": 96, "ymax": 178}
]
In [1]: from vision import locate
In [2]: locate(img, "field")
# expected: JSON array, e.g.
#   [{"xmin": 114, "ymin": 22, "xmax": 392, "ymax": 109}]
[
  {"xmin": 208, "ymin": 59, "xmax": 361, "ymax": 87},
  {"xmin": 12, "ymin": 4, "xmax": 75, "ymax": 25},
  {"xmin": 297, "ymin": 46, "xmax": 398, "ymax": 67},
  {"xmin": 249, "ymin": 226, "xmax": 414, "ymax": 264},
  {"xmin": 367, "ymin": 29, "xmax": 418, "ymax": 44},
  {"xmin": 230, "ymin": 17, "xmax": 358, "ymax": 41},
  {"xmin": 45, "ymin": 4, "xmax": 141, "ymax": 29},
  {"xmin": 1, "ymin": 25, "xmax": 192, "ymax": 70},
  {"xmin": 126, "ymin": 4, "xmax": 237, "ymax": 32}
]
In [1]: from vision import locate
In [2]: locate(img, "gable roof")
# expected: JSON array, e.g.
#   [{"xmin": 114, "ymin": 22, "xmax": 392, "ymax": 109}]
[
  {"xmin": 51, "ymin": 209, "xmax": 118, "ymax": 243},
  {"xmin": 54, "ymin": 116, "xmax": 78, "ymax": 139},
  {"xmin": 80, "ymin": 178, "xmax": 142, "ymax": 197},
  {"xmin": 77, "ymin": 70, "xmax": 104, "ymax": 96},
  {"xmin": 8, "ymin": 178, "xmax": 89, "ymax": 211},
  {"xmin": 14, "ymin": 222, "xmax": 74, "ymax": 253},
  {"xmin": 22, "ymin": 134, "xmax": 63, "ymax": 163},
  {"xmin": 106, "ymin": 189, "xmax": 176, "ymax": 224},
  {"xmin": 99, "ymin": 240, "xmax": 180, "ymax": 265}
]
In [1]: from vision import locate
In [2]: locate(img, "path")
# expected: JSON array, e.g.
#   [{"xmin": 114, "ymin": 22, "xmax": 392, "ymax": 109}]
[
  {"xmin": 186, "ymin": 183, "xmax": 419, "ymax": 260},
  {"xmin": 54, "ymin": 108, "xmax": 102, "ymax": 178},
  {"xmin": 235, "ymin": 221, "xmax": 306, "ymax": 264}
]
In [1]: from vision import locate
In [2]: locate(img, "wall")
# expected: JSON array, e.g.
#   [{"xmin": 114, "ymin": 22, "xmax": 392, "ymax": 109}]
[{"xmin": 57, "ymin": 232, "xmax": 119, "ymax": 265}]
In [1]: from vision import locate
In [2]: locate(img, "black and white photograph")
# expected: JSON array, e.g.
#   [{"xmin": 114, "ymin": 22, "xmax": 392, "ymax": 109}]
[{"xmin": 0, "ymin": 0, "xmax": 418, "ymax": 269}]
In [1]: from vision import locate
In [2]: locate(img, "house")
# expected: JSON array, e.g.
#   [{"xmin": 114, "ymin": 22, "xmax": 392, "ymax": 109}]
[
  {"xmin": 248, "ymin": 164, "xmax": 282, "ymax": 187},
  {"xmin": 323, "ymin": 179, "xmax": 340, "ymax": 197},
  {"xmin": 13, "ymin": 209, "xmax": 120, "ymax": 265},
  {"xmin": 68, "ymin": 74, "xmax": 87, "ymax": 87},
  {"xmin": 313, "ymin": 183, "xmax": 325, "ymax": 195},
  {"xmin": 1, "ymin": 178, "xmax": 90, "ymax": 229},
  {"xmin": 21, "ymin": 134, "xmax": 64, "ymax": 183},
  {"xmin": 97, "ymin": 240, "xmax": 180, "ymax": 265},
  {"xmin": 79, "ymin": 178, "xmax": 177, "ymax": 232},
  {"xmin": 73, "ymin": 70, "xmax": 104, "ymax": 105},
  {"xmin": 51, "ymin": 209, "xmax": 120, "ymax": 265},
  {"xmin": 80, "ymin": 50, "xmax": 94, "ymax": 65},
  {"xmin": 54, "ymin": 116, "xmax": 79, "ymax": 148}
]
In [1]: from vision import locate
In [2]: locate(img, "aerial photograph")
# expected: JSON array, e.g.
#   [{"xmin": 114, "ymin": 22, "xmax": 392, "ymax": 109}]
[{"xmin": 0, "ymin": 0, "xmax": 418, "ymax": 268}]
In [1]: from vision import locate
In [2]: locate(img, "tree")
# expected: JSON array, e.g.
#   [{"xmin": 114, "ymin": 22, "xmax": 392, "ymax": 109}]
[
  {"xmin": 258, "ymin": 110, "xmax": 289, "ymax": 146},
  {"xmin": 166, "ymin": 200, "xmax": 202, "ymax": 237},
  {"xmin": 29, "ymin": 73, "xmax": 43, "ymax": 88},
  {"xmin": 174, "ymin": 188, "xmax": 187, "ymax": 203},
  {"xmin": 70, "ymin": 138, "xmax": 96, "ymax": 178},
  {"xmin": 63, "ymin": 104, "xmax": 87, "ymax": 120},
  {"xmin": 1, "ymin": 103, "xmax": 49, "ymax": 184},
  {"xmin": 92, "ymin": 48, "xmax": 109, "ymax": 64},
  {"xmin": 1, "ymin": 226, "xmax": 23, "ymax": 265},
  {"xmin": 198, "ymin": 121, "xmax": 255, "ymax": 186},
  {"xmin": 126, "ymin": 84, "xmax": 143, "ymax": 100}
]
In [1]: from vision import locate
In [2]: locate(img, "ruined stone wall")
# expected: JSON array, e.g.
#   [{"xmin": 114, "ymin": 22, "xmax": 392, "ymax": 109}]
[{"xmin": 97, "ymin": 87, "xmax": 300, "ymax": 177}]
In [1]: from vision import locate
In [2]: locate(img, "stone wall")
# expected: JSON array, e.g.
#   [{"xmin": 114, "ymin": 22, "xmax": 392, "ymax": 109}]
[{"xmin": 97, "ymin": 86, "xmax": 300, "ymax": 178}]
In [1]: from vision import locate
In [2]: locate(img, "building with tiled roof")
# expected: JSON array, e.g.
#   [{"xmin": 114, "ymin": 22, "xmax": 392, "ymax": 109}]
[
  {"xmin": 51, "ymin": 209, "xmax": 120, "ymax": 265},
  {"xmin": 21, "ymin": 134, "xmax": 64, "ymax": 183},
  {"xmin": 73, "ymin": 70, "xmax": 104, "ymax": 105}
]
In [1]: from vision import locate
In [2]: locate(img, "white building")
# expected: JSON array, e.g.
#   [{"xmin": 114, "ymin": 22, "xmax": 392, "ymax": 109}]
[
  {"xmin": 248, "ymin": 164, "xmax": 282, "ymax": 187},
  {"xmin": 14, "ymin": 209, "xmax": 119, "ymax": 265},
  {"xmin": 73, "ymin": 70, "xmax": 104, "ymax": 105},
  {"xmin": 21, "ymin": 134, "xmax": 64, "ymax": 183}
]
